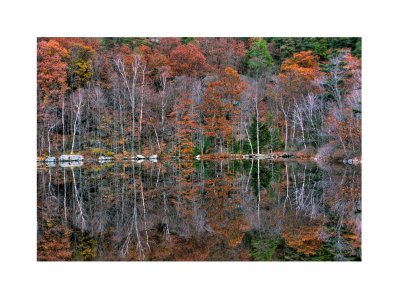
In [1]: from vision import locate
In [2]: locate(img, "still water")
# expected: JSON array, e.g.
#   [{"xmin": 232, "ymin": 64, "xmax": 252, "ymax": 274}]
[{"xmin": 37, "ymin": 160, "xmax": 361, "ymax": 261}]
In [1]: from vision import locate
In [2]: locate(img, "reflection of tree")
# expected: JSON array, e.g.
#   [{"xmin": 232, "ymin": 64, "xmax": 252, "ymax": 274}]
[
  {"xmin": 324, "ymin": 165, "xmax": 361, "ymax": 259},
  {"xmin": 282, "ymin": 219, "xmax": 324, "ymax": 256},
  {"xmin": 71, "ymin": 167, "xmax": 86, "ymax": 230},
  {"xmin": 171, "ymin": 160, "xmax": 204, "ymax": 237},
  {"xmin": 37, "ymin": 160, "xmax": 361, "ymax": 261},
  {"xmin": 203, "ymin": 161, "xmax": 249, "ymax": 249},
  {"xmin": 38, "ymin": 168, "xmax": 72, "ymax": 261},
  {"xmin": 37, "ymin": 214, "xmax": 72, "ymax": 261},
  {"xmin": 277, "ymin": 162, "xmax": 360, "ymax": 260},
  {"xmin": 279, "ymin": 164, "xmax": 325, "ymax": 257}
]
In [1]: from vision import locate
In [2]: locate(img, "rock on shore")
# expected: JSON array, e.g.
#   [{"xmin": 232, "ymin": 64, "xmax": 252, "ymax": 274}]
[
  {"xmin": 59, "ymin": 155, "xmax": 84, "ymax": 161},
  {"xmin": 45, "ymin": 156, "xmax": 56, "ymax": 163},
  {"xmin": 343, "ymin": 157, "xmax": 361, "ymax": 165}
]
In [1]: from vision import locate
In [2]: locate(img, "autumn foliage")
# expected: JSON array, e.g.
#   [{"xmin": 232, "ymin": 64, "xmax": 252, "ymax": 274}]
[
  {"xmin": 201, "ymin": 67, "xmax": 246, "ymax": 151},
  {"xmin": 37, "ymin": 40, "xmax": 69, "ymax": 103},
  {"xmin": 36, "ymin": 37, "xmax": 361, "ymax": 161},
  {"xmin": 169, "ymin": 43, "xmax": 208, "ymax": 77}
]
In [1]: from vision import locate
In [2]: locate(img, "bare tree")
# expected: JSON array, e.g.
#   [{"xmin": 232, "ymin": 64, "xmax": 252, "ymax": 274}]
[
  {"xmin": 115, "ymin": 55, "xmax": 141, "ymax": 154},
  {"xmin": 70, "ymin": 89, "xmax": 84, "ymax": 154}
]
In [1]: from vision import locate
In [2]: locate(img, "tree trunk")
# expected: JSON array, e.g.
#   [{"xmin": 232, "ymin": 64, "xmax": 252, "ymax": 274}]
[
  {"xmin": 244, "ymin": 123, "xmax": 253, "ymax": 154},
  {"xmin": 138, "ymin": 64, "xmax": 146, "ymax": 154},
  {"xmin": 255, "ymin": 99, "xmax": 260, "ymax": 154},
  {"xmin": 71, "ymin": 90, "xmax": 83, "ymax": 154},
  {"xmin": 62, "ymin": 95, "xmax": 65, "ymax": 153}
]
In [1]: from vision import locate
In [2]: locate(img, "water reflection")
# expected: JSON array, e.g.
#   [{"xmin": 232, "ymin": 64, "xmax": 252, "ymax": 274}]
[{"xmin": 37, "ymin": 160, "xmax": 361, "ymax": 261}]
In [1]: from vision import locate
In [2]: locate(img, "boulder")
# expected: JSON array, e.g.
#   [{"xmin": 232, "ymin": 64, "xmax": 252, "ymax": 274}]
[
  {"xmin": 45, "ymin": 156, "xmax": 56, "ymax": 163},
  {"xmin": 343, "ymin": 158, "xmax": 354, "ymax": 164},
  {"xmin": 99, "ymin": 156, "xmax": 114, "ymax": 163},
  {"xmin": 148, "ymin": 155, "xmax": 158, "ymax": 159},
  {"xmin": 132, "ymin": 154, "xmax": 145, "ymax": 160},
  {"xmin": 99, "ymin": 156, "xmax": 114, "ymax": 161},
  {"xmin": 195, "ymin": 155, "xmax": 201, "ymax": 160},
  {"xmin": 59, "ymin": 154, "xmax": 84, "ymax": 161}
]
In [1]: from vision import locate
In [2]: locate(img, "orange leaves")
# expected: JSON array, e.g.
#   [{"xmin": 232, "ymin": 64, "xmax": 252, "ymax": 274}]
[
  {"xmin": 37, "ymin": 216, "xmax": 72, "ymax": 261},
  {"xmin": 281, "ymin": 50, "xmax": 320, "ymax": 71},
  {"xmin": 203, "ymin": 173, "xmax": 248, "ymax": 249},
  {"xmin": 220, "ymin": 67, "xmax": 247, "ymax": 101},
  {"xmin": 282, "ymin": 225, "xmax": 323, "ymax": 255},
  {"xmin": 278, "ymin": 50, "xmax": 323, "ymax": 95},
  {"xmin": 174, "ymin": 96, "xmax": 198, "ymax": 158},
  {"xmin": 201, "ymin": 67, "xmax": 246, "ymax": 145}
]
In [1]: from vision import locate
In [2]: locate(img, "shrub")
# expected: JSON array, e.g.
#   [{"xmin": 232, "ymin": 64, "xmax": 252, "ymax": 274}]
[{"xmin": 89, "ymin": 148, "xmax": 115, "ymax": 157}]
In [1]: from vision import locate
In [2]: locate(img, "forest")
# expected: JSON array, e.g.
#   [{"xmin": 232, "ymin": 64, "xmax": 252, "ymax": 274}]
[{"xmin": 37, "ymin": 37, "xmax": 361, "ymax": 162}]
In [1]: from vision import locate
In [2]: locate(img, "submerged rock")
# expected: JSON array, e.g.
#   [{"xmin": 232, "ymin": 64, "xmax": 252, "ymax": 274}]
[
  {"xmin": 133, "ymin": 159, "xmax": 144, "ymax": 164},
  {"xmin": 242, "ymin": 152, "xmax": 295, "ymax": 159},
  {"xmin": 60, "ymin": 161, "xmax": 84, "ymax": 168},
  {"xmin": 243, "ymin": 154, "xmax": 273, "ymax": 159},
  {"xmin": 343, "ymin": 158, "xmax": 355, "ymax": 164},
  {"xmin": 59, "ymin": 154, "xmax": 84, "ymax": 161}
]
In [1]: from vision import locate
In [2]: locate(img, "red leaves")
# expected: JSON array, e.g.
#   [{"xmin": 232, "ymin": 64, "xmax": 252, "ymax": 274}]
[
  {"xmin": 169, "ymin": 44, "xmax": 208, "ymax": 77},
  {"xmin": 198, "ymin": 37, "xmax": 246, "ymax": 73},
  {"xmin": 37, "ymin": 40, "xmax": 69, "ymax": 103},
  {"xmin": 343, "ymin": 51, "xmax": 361, "ymax": 93}
]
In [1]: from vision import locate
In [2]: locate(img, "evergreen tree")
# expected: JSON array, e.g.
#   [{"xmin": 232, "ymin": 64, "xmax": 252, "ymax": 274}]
[
  {"xmin": 247, "ymin": 38, "xmax": 274, "ymax": 77},
  {"xmin": 249, "ymin": 115, "xmax": 282, "ymax": 153}
]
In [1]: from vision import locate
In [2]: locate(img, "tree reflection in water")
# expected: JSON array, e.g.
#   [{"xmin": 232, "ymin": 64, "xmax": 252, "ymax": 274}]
[{"xmin": 37, "ymin": 160, "xmax": 361, "ymax": 261}]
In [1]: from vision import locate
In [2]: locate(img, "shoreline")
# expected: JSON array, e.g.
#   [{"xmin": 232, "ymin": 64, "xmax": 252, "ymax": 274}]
[{"xmin": 37, "ymin": 151, "xmax": 361, "ymax": 166}]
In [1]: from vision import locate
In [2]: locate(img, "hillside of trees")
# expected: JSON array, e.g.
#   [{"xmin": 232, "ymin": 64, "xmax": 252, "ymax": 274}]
[{"xmin": 37, "ymin": 37, "xmax": 361, "ymax": 161}]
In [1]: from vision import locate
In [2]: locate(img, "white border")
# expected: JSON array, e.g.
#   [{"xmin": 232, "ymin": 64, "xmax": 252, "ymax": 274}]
[{"xmin": 1, "ymin": 0, "xmax": 399, "ymax": 297}]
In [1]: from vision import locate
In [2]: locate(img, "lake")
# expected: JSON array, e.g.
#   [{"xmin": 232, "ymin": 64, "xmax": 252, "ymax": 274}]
[{"xmin": 37, "ymin": 159, "xmax": 361, "ymax": 261}]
